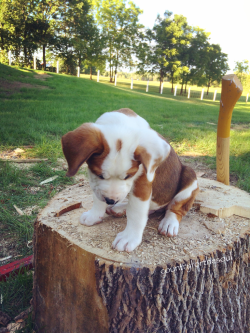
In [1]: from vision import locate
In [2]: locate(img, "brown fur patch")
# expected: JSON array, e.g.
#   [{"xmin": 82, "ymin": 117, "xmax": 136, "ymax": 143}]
[
  {"xmin": 133, "ymin": 171, "xmax": 152, "ymax": 201},
  {"xmin": 126, "ymin": 160, "xmax": 140, "ymax": 178},
  {"xmin": 170, "ymin": 186, "xmax": 199, "ymax": 222},
  {"xmin": 169, "ymin": 165, "xmax": 199, "ymax": 221},
  {"xmin": 151, "ymin": 147, "xmax": 182, "ymax": 206},
  {"xmin": 115, "ymin": 108, "xmax": 137, "ymax": 117},
  {"xmin": 150, "ymin": 156, "xmax": 162, "ymax": 174},
  {"xmin": 116, "ymin": 139, "xmax": 122, "ymax": 152},
  {"xmin": 61, "ymin": 124, "xmax": 110, "ymax": 176},
  {"xmin": 134, "ymin": 146, "xmax": 151, "ymax": 173}
]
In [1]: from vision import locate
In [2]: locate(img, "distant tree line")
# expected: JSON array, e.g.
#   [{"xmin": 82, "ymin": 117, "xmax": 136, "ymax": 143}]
[{"xmin": 1, "ymin": 0, "xmax": 246, "ymax": 93}]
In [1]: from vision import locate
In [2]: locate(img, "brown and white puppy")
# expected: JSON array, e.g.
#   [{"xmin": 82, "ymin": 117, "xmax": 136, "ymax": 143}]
[{"xmin": 62, "ymin": 108, "xmax": 199, "ymax": 252}]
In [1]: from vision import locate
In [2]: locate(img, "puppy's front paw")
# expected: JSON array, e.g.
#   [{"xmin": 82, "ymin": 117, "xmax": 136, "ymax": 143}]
[
  {"xmin": 112, "ymin": 230, "xmax": 142, "ymax": 252},
  {"xmin": 158, "ymin": 211, "xmax": 179, "ymax": 237},
  {"xmin": 80, "ymin": 211, "xmax": 103, "ymax": 226}
]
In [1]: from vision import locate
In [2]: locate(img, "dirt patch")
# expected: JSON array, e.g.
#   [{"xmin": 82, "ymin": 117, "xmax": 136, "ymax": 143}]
[
  {"xmin": 0, "ymin": 79, "xmax": 49, "ymax": 96},
  {"xmin": 179, "ymin": 155, "xmax": 238, "ymax": 186},
  {"xmin": 231, "ymin": 123, "xmax": 250, "ymax": 130},
  {"xmin": 34, "ymin": 72, "xmax": 51, "ymax": 81}
]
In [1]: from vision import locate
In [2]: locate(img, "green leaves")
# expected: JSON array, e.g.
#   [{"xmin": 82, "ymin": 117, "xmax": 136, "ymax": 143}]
[{"xmin": 94, "ymin": 0, "xmax": 143, "ymax": 81}]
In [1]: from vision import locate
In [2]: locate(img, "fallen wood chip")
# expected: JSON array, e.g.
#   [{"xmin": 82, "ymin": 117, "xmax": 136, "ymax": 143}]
[
  {"xmin": 54, "ymin": 202, "xmax": 82, "ymax": 217},
  {"xmin": 0, "ymin": 311, "xmax": 11, "ymax": 326},
  {"xmin": 40, "ymin": 175, "xmax": 58, "ymax": 185},
  {"xmin": 13, "ymin": 205, "xmax": 24, "ymax": 216},
  {"xmin": 14, "ymin": 306, "xmax": 32, "ymax": 322},
  {"xmin": 0, "ymin": 256, "xmax": 12, "ymax": 262}
]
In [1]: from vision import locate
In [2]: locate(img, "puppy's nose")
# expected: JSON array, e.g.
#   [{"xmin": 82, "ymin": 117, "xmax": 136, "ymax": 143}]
[{"xmin": 104, "ymin": 197, "xmax": 115, "ymax": 205}]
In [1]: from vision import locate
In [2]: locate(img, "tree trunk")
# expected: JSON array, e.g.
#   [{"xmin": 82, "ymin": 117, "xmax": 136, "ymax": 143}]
[
  {"xmin": 180, "ymin": 76, "xmax": 184, "ymax": 95},
  {"xmin": 42, "ymin": 44, "xmax": 46, "ymax": 70},
  {"xmin": 159, "ymin": 69, "xmax": 163, "ymax": 93},
  {"xmin": 24, "ymin": 46, "xmax": 27, "ymax": 66},
  {"xmin": 33, "ymin": 179, "xmax": 250, "ymax": 333}
]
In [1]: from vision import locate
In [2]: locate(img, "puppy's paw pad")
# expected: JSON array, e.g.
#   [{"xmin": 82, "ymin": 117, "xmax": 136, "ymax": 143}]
[
  {"xmin": 80, "ymin": 211, "xmax": 103, "ymax": 226},
  {"xmin": 158, "ymin": 212, "xmax": 179, "ymax": 237},
  {"xmin": 112, "ymin": 231, "xmax": 141, "ymax": 252}
]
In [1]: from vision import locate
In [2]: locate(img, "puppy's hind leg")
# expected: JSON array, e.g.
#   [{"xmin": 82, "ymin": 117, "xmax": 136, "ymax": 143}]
[
  {"xmin": 106, "ymin": 197, "xmax": 128, "ymax": 217},
  {"xmin": 158, "ymin": 166, "xmax": 199, "ymax": 237}
]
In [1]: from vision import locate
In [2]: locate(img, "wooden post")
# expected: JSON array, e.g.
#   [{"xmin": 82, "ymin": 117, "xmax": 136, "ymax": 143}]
[
  {"xmin": 201, "ymin": 89, "xmax": 204, "ymax": 100},
  {"xmin": 97, "ymin": 70, "xmax": 100, "ymax": 82},
  {"xmin": 213, "ymin": 90, "xmax": 217, "ymax": 101},
  {"xmin": 146, "ymin": 80, "xmax": 149, "ymax": 92},
  {"xmin": 131, "ymin": 77, "xmax": 133, "ymax": 89},
  {"xmin": 114, "ymin": 74, "xmax": 117, "ymax": 86},
  {"xmin": 188, "ymin": 87, "xmax": 191, "ymax": 99},
  {"xmin": 33, "ymin": 55, "xmax": 36, "ymax": 70},
  {"xmin": 77, "ymin": 66, "xmax": 80, "ymax": 77},
  {"xmin": 160, "ymin": 82, "xmax": 163, "ymax": 94},
  {"xmin": 216, "ymin": 74, "xmax": 243, "ymax": 185},
  {"xmin": 57, "ymin": 61, "xmax": 59, "ymax": 74},
  {"xmin": 174, "ymin": 85, "xmax": 177, "ymax": 96},
  {"xmin": 8, "ymin": 51, "xmax": 11, "ymax": 66}
]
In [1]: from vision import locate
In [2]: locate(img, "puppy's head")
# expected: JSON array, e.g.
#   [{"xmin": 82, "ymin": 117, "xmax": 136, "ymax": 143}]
[{"xmin": 62, "ymin": 123, "xmax": 170, "ymax": 204}]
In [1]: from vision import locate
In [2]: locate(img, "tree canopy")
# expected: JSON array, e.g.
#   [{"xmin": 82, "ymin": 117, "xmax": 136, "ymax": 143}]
[{"xmin": 0, "ymin": 1, "xmax": 233, "ymax": 90}]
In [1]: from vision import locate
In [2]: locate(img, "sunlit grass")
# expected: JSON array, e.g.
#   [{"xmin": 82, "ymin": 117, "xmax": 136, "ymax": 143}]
[{"xmin": 81, "ymin": 73, "xmax": 250, "ymax": 99}]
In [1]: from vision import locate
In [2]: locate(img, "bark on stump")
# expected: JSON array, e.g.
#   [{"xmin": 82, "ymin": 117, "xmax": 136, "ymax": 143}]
[{"xmin": 33, "ymin": 178, "xmax": 250, "ymax": 333}]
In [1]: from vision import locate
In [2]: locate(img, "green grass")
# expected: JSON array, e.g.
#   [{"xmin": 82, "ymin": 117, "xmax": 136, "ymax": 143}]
[
  {"xmin": 0, "ymin": 268, "xmax": 34, "ymax": 332},
  {"xmin": 0, "ymin": 268, "xmax": 33, "ymax": 318},
  {"xmin": 0, "ymin": 161, "xmax": 74, "ymax": 259}
]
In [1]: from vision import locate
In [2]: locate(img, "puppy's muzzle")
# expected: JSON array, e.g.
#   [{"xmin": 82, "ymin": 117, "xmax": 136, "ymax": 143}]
[{"xmin": 104, "ymin": 197, "xmax": 118, "ymax": 205}]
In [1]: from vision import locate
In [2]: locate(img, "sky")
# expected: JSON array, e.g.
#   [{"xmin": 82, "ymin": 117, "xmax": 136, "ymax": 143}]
[{"xmin": 132, "ymin": 0, "xmax": 250, "ymax": 72}]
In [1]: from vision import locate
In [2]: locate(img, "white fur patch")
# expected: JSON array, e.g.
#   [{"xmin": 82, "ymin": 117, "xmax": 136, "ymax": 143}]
[
  {"xmin": 158, "ymin": 211, "xmax": 179, "ymax": 237},
  {"xmin": 80, "ymin": 193, "xmax": 107, "ymax": 226},
  {"xmin": 112, "ymin": 195, "xmax": 150, "ymax": 252},
  {"xmin": 172, "ymin": 180, "xmax": 198, "ymax": 204}
]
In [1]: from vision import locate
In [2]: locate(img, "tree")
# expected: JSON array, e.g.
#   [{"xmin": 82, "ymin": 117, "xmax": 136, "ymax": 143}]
[
  {"xmin": 179, "ymin": 27, "xmax": 210, "ymax": 94},
  {"xmin": 54, "ymin": 0, "xmax": 96, "ymax": 74},
  {"xmin": 137, "ymin": 11, "xmax": 192, "ymax": 93},
  {"xmin": 81, "ymin": 27, "xmax": 106, "ymax": 79},
  {"xmin": 202, "ymin": 44, "xmax": 229, "ymax": 94},
  {"xmin": 234, "ymin": 60, "xmax": 249, "ymax": 87},
  {"xmin": 93, "ymin": 0, "xmax": 143, "ymax": 82},
  {"xmin": 0, "ymin": 0, "xmax": 40, "ymax": 66}
]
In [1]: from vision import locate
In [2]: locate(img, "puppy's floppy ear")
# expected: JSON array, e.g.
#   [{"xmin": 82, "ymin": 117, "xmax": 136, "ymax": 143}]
[
  {"xmin": 134, "ymin": 130, "xmax": 170, "ymax": 182},
  {"xmin": 61, "ymin": 124, "xmax": 107, "ymax": 177}
]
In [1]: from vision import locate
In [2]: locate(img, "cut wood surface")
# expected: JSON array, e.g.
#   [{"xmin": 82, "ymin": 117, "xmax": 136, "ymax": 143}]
[{"xmin": 33, "ymin": 178, "xmax": 250, "ymax": 333}]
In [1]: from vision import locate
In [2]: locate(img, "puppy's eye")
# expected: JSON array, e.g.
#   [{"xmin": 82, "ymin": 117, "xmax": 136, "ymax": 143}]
[
  {"xmin": 98, "ymin": 174, "xmax": 104, "ymax": 179},
  {"xmin": 124, "ymin": 175, "xmax": 130, "ymax": 180}
]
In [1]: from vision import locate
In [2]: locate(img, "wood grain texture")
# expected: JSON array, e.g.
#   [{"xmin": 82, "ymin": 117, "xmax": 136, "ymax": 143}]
[{"xmin": 216, "ymin": 136, "xmax": 230, "ymax": 185}]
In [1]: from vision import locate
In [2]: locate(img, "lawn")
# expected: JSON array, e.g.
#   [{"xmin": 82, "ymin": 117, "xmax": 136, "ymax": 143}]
[{"xmin": 0, "ymin": 63, "xmax": 249, "ymax": 325}]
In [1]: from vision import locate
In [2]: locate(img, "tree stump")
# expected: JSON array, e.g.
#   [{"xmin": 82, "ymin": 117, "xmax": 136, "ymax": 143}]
[{"xmin": 33, "ymin": 177, "xmax": 250, "ymax": 333}]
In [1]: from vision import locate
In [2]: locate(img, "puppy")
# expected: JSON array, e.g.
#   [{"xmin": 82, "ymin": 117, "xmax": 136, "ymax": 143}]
[{"xmin": 62, "ymin": 108, "xmax": 199, "ymax": 252}]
